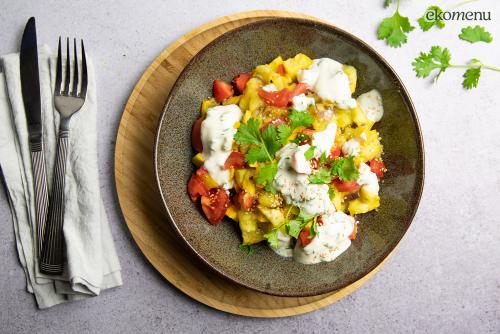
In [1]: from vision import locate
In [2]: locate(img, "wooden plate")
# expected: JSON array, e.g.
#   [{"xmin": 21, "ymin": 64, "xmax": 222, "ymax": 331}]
[{"xmin": 115, "ymin": 10, "xmax": 403, "ymax": 317}]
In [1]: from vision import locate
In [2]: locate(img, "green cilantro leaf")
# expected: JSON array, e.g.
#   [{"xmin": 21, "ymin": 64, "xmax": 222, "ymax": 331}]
[
  {"xmin": 418, "ymin": 6, "xmax": 445, "ymax": 32},
  {"xmin": 304, "ymin": 146, "xmax": 316, "ymax": 160},
  {"xmin": 459, "ymin": 25, "xmax": 493, "ymax": 44},
  {"xmin": 463, "ymin": 66, "xmax": 481, "ymax": 89},
  {"xmin": 289, "ymin": 109, "xmax": 314, "ymax": 129},
  {"xmin": 286, "ymin": 220, "xmax": 307, "ymax": 238},
  {"xmin": 291, "ymin": 133, "xmax": 310, "ymax": 145},
  {"xmin": 328, "ymin": 187, "xmax": 335, "ymax": 200},
  {"xmin": 234, "ymin": 118, "xmax": 261, "ymax": 146},
  {"xmin": 256, "ymin": 162, "xmax": 277, "ymax": 186},
  {"xmin": 310, "ymin": 216, "xmax": 319, "ymax": 238},
  {"xmin": 308, "ymin": 167, "xmax": 333, "ymax": 184},
  {"xmin": 331, "ymin": 156, "xmax": 360, "ymax": 181},
  {"xmin": 245, "ymin": 146, "xmax": 269, "ymax": 164},
  {"xmin": 262, "ymin": 125, "xmax": 282, "ymax": 157},
  {"xmin": 277, "ymin": 124, "xmax": 292, "ymax": 145},
  {"xmin": 264, "ymin": 229, "xmax": 279, "ymax": 249},
  {"xmin": 412, "ymin": 46, "xmax": 451, "ymax": 80},
  {"xmin": 377, "ymin": 9, "xmax": 415, "ymax": 48},
  {"xmin": 239, "ymin": 244, "xmax": 253, "ymax": 256},
  {"xmin": 319, "ymin": 152, "xmax": 328, "ymax": 165},
  {"xmin": 384, "ymin": 0, "xmax": 393, "ymax": 8}
]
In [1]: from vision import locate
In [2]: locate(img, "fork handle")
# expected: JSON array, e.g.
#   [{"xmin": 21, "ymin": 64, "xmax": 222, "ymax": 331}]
[
  {"xmin": 30, "ymin": 143, "xmax": 49, "ymax": 258},
  {"xmin": 39, "ymin": 128, "xmax": 69, "ymax": 275}
]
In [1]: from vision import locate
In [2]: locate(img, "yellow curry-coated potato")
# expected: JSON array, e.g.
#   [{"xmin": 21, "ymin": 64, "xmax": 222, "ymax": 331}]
[
  {"xmin": 283, "ymin": 53, "xmax": 313, "ymax": 81},
  {"xmin": 191, "ymin": 153, "xmax": 204, "ymax": 167},
  {"xmin": 225, "ymin": 204, "xmax": 239, "ymax": 222},
  {"xmin": 257, "ymin": 192, "xmax": 282, "ymax": 208},
  {"xmin": 359, "ymin": 130, "xmax": 382, "ymax": 162},
  {"xmin": 332, "ymin": 190, "xmax": 347, "ymax": 212},
  {"xmin": 223, "ymin": 95, "xmax": 241, "ymax": 106},
  {"xmin": 351, "ymin": 106, "xmax": 374, "ymax": 129},
  {"xmin": 335, "ymin": 108, "xmax": 353, "ymax": 129},
  {"xmin": 200, "ymin": 98, "xmax": 217, "ymax": 118},
  {"xmin": 234, "ymin": 169, "xmax": 256, "ymax": 195},
  {"xmin": 348, "ymin": 188, "xmax": 380, "ymax": 214},
  {"xmin": 238, "ymin": 211, "xmax": 266, "ymax": 244},
  {"xmin": 239, "ymin": 78, "xmax": 264, "ymax": 116},
  {"xmin": 256, "ymin": 205, "xmax": 286, "ymax": 228},
  {"xmin": 343, "ymin": 65, "xmax": 357, "ymax": 93}
]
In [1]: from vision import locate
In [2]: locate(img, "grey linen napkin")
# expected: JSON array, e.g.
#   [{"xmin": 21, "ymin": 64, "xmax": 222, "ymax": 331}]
[{"xmin": 0, "ymin": 45, "xmax": 122, "ymax": 308}]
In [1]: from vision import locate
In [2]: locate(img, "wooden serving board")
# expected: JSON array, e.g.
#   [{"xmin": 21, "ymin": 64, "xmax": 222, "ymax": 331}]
[{"xmin": 115, "ymin": 10, "xmax": 392, "ymax": 317}]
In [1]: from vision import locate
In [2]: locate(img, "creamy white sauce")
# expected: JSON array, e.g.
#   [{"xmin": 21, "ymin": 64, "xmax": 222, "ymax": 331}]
[
  {"xmin": 272, "ymin": 230, "xmax": 294, "ymax": 258},
  {"xmin": 342, "ymin": 138, "xmax": 361, "ymax": 157},
  {"xmin": 291, "ymin": 144, "xmax": 313, "ymax": 175},
  {"xmin": 357, "ymin": 163, "xmax": 379, "ymax": 194},
  {"xmin": 293, "ymin": 212, "xmax": 355, "ymax": 264},
  {"xmin": 292, "ymin": 93, "xmax": 315, "ymax": 111},
  {"xmin": 312, "ymin": 121, "xmax": 337, "ymax": 155},
  {"xmin": 357, "ymin": 89, "xmax": 384, "ymax": 122},
  {"xmin": 201, "ymin": 105, "xmax": 242, "ymax": 189},
  {"xmin": 298, "ymin": 58, "xmax": 356, "ymax": 109},
  {"xmin": 262, "ymin": 83, "xmax": 277, "ymax": 92},
  {"xmin": 274, "ymin": 144, "xmax": 335, "ymax": 216}
]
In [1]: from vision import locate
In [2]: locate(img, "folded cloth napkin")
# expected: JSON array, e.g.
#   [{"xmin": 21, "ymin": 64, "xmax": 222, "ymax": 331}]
[{"xmin": 0, "ymin": 45, "xmax": 122, "ymax": 308}]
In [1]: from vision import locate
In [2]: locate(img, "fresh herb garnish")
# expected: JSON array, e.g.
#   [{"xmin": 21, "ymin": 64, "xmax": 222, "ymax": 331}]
[
  {"xmin": 239, "ymin": 243, "xmax": 253, "ymax": 256},
  {"xmin": 264, "ymin": 229, "xmax": 279, "ymax": 249},
  {"xmin": 310, "ymin": 216, "xmax": 319, "ymax": 238},
  {"xmin": 284, "ymin": 210, "xmax": 315, "ymax": 239},
  {"xmin": 412, "ymin": 46, "xmax": 500, "ymax": 89},
  {"xmin": 331, "ymin": 156, "xmax": 360, "ymax": 181},
  {"xmin": 291, "ymin": 133, "xmax": 310, "ymax": 145},
  {"xmin": 277, "ymin": 124, "xmax": 293, "ymax": 145},
  {"xmin": 304, "ymin": 146, "xmax": 316, "ymax": 160},
  {"xmin": 459, "ymin": 25, "xmax": 493, "ymax": 44},
  {"xmin": 308, "ymin": 167, "xmax": 333, "ymax": 184},
  {"xmin": 418, "ymin": 5, "xmax": 445, "ymax": 31},
  {"xmin": 328, "ymin": 187, "xmax": 335, "ymax": 200},
  {"xmin": 377, "ymin": 0, "xmax": 414, "ymax": 48},
  {"xmin": 288, "ymin": 109, "xmax": 314, "ymax": 129},
  {"xmin": 257, "ymin": 162, "xmax": 278, "ymax": 193},
  {"xmin": 319, "ymin": 152, "xmax": 328, "ymax": 165}
]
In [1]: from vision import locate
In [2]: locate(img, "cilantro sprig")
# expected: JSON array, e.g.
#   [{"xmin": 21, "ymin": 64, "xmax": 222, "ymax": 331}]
[
  {"xmin": 285, "ymin": 210, "xmax": 315, "ymax": 238},
  {"xmin": 459, "ymin": 25, "xmax": 493, "ymax": 44},
  {"xmin": 307, "ymin": 156, "xmax": 360, "ymax": 185},
  {"xmin": 418, "ymin": 5, "xmax": 445, "ymax": 32},
  {"xmin": 412, "ymin": 46, "xmax": 500, "ymax": 89},
  {"xmin": 377, "ymin": 0, "xmax": 414, "ymax": 48},
  {"xmin": 239, "ymin": 243, "xmax": 253, "ymax": 256}
]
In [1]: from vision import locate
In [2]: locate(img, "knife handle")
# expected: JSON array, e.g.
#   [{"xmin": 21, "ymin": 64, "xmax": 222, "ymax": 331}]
[
  {"xmin": 39, "ymin": 129, "xmax": 69, "ymax": 275},
  {"xmin": 30, "ymin": 143, "xmax": 49, "ymax": 259}
]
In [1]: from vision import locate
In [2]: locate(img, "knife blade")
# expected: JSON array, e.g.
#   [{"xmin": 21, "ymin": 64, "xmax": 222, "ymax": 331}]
[{"xmin": 20, "ymin": 17, "xmax": 49, "ymax": 259}]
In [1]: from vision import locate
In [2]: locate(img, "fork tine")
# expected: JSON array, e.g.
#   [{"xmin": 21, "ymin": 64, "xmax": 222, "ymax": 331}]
[
  {"xmin": 71, "ymin": 38, "xmax": 79, "ymax": 96},
  {"xmin": 62, "ymin": 37, "xmax": 71, "ymax": 95},
  {"xmin": 80, "ymin": 39, "xmax": 88, "ymax": 99},
  {"xmin": 54, "ymin": 37, "xmax": 62, "ymax": 95}
]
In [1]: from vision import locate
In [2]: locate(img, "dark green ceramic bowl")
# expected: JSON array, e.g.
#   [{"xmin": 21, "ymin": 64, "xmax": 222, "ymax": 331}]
[{"xmin": 155, "ymin": 18, "xmax": 424, "ymax": 297}]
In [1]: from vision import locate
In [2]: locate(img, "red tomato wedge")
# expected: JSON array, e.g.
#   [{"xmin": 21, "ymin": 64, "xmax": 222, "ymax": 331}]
[
  {"xmin": 213, "ymin": 80, "xmax": 234, "ymax": 103},
  {"xmin": 258, "ymin": 83, "xmax": 310, "ymax": 108},
  {"xmin": 369, "ymin": 159, "xmax": 386, "ymax": 178},
  {"xmin": 329, "ymin": 145, "xmax": 341, "ymax": 159},
  {"xmin": 235, "ymin": 191, "xmax": 255, "ymax": 211},
  {"xmin": 299, "ymin": 229, "xmax": 312, "ymax": 247},
  {"xmin": 332, "ymin": 179, "xmax": 360, "ymax": 193},
  {"xmin": 233, "ymin": 73, "xmax": 252, "ymax": 94},
  {"xmin": 191, "ymin": 118, "xmax": 203, "ymax": 152},
  {"xmin": 224, "ymin": 151, "xmax": 246, "ymax": 170},
  {"xmin": 276, "ymin": 64, "xmax": 286, "ymax": 75},
  {"xmin": 349, "ymin": 223, "xmax": 358, "ymax": 240},
  {"xmin": 201, "ymin": 188, "xmax": 229, "ymax": 225},
  {"xmin": 187, "ymin": 174, "xmax": 209, "ymax": 202}
]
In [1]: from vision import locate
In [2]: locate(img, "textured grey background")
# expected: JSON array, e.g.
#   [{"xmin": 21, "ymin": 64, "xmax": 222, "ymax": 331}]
[{"xmin": 1, "ymin": 1, "xmax": 499, "ymax": 333}]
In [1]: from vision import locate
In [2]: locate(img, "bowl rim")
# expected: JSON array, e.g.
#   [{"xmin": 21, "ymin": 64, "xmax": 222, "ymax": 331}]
[{"xmin": 154, "ymin": 17, "xmax": 425, "ymax": 297}]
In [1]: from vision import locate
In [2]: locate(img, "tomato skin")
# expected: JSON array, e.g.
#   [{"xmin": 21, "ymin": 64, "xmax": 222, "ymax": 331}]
[
  {"xmin": 233, "ymin": 73, "xmax": 252, "ymax": 94},
  {"xmin": 332, "ymin": 179, "xmax": 360, "ymax": 193},
  {"xmin": 224, "ymin": 151, "xmax": 246, "ymax": 170},
  {"xmin": 369, "ymin": 159, "xmax": 386, "ymax": 178},
  {"xmin": 302, "ymin": 128, "xmax": 315, "ymax": 136},
  {"xmin": 235, "ymin": 191, "xmax": 255, "ymax": 211},
  {"xmin": 258, "ymin": 83, "xmax": 310, "ymax": 108},
  {"xmin": 191, "ymin": 118, "xmax": 203, "ymax": 152},
  {"xmin": 277, "ymin": 64, "xmax": 286, "ymax": 75},
  {"xmin": 349, "ymin": 223, "xmax": 358, "ymax": 240},
  {"xmin": 213, "ymin": 80, "xmax": 234, "ymax": 103},
  {"xmin": 187, "ymin": 173, "xmax": 209, "ymax": 202},
  {"xmin": 201, "ymin": 188, "xmax": 229, "ymax": 225},
  {"xmin": 299, "ymin": 229, "xmax": 312, "ymax": 247},
  {"xmin": 329, "ymin": 145, "xmax": 341, "ymax": 159}
]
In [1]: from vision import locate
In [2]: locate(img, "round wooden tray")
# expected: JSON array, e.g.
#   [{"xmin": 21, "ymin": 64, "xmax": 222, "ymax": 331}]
[{"xmin": 115, "ymin": 10, "xmax": 392, "ymax": 317}]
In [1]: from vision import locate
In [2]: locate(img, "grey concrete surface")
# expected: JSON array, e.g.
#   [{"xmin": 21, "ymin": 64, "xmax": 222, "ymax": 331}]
[{"xmin": 1, "ymin": 1, "xmax": 499, "ymax": 333}]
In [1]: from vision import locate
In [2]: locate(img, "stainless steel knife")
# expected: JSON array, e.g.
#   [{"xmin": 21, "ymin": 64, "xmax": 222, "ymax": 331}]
[{"xmin": 20, "ymin": 17, "xmax": 49, "ymax": 259}]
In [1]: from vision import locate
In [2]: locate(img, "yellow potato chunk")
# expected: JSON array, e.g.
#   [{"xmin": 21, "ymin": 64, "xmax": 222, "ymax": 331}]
[
  {"xmin": 283, "ymin": 53, "xmax": 313, "ymax": 81},
  {"xmin": 191, "ymin": 153, "xmax": 204, "ymax": 167},
  {"xmin": 343, "ymin": 65, "xmax": 357, "ymax": 93}
]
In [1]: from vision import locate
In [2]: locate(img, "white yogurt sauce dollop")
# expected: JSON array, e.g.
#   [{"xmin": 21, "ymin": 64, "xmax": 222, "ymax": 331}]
[
  {"xmin": 298, "ymin": 58, "xmax": 356, "ymax": 109},
  {"xmin": 262, "ymin": 83, "xmax": 277, "ymax": 92},
  {"xmin": 201, "ymin": 104, "xmax": 242, "ymax": 189},
  {"xmin": 274, "ymin": 144, "xmax": 335, "ymax": 216},
  {"xmin": 272, "ymin": 230, "xmax": 294, "ymax": 258},
  {"xmin": 294, "ymin": 211, "xmax": 355, "ymax": 264},
  {"xmin": 312, "ymin": 121, "xmax": 337, "ymax": 155},
  {"xmin": 342, "ymin": 138, "xmax": 361, "ymax": 157},
  {"xmin": 292, "ymin": 93, "xmax": 315, "ymax": 111},
  {"xmin": 357, "ymin": 89, "xmax": 384, "ymax": 122},
  {"xmin": 357, "ymin": 163, "xmax": 380, "ymax": 194}
]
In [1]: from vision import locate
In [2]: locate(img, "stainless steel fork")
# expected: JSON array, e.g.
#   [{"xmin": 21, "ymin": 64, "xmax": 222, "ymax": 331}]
[{"xmin": 39, "ymin": 37, "xmax": 88, "ymax": 275}]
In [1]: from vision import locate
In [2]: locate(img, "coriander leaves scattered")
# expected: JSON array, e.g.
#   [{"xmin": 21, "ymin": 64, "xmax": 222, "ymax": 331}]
[
  {"xmin": 308, "ymin": 167, "xmax": 332, "ymax": 184},
  {"xmin": 459, "ymin": 25, "xmax": 493, "ymax": 44},
  {"xmin": 304, "ymin": 146, "xmax": 316, "ymax": 160},
  {"xmin": 239, "ymin": 243, "xmax": 253, "ymax": 256},
  {"xmin": 412, "ymin": 46, "xmax": 500, "ymax": 89},
  {"xmin": 289, "ymin": 109, "xmax": 314, "ymax": 129},
  {"xmin": 331, "ymin": 156, "xmax": 360, "ymax": 181},
  {"xmin": 377, "ymin": 0, "xmax": 414, "ymax": 48},
  {"xmin": 263, "ymin": 229, "xmax": 279, "ymax": 249},
  {"xmin": 418, "ymin": 6, "xmax": 445, "ymax": 31}
]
